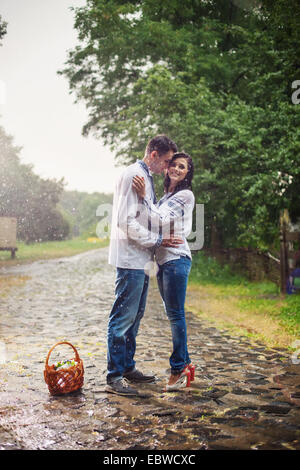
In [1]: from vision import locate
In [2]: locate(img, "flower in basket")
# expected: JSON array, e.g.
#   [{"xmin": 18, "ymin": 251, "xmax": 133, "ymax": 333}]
[{"xmin": 54, "ymin": 359, "xmax": 78, "ymax": 370}]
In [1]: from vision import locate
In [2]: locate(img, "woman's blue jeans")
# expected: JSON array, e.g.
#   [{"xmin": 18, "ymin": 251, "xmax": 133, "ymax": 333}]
[
  {"xmin": 156, "ymin": 256, "xmax": 192, "ymax": 374},
  {"xmin": 107, "ymin": 268, "xmax": 149, "ymax": 383}
]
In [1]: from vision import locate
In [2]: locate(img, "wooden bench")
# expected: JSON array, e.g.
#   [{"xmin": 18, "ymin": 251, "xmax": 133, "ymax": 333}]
[{"xmin": 0, "ymin": 217, "xmax": 18, "ymax": 259}]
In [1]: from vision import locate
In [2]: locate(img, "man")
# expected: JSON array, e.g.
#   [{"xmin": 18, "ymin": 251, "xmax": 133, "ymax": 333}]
[{"xmin": 106, "ymin": 135, "xmax": 180, "ymax": 396}]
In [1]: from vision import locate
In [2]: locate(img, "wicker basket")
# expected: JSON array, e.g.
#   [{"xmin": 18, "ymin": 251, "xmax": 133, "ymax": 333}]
[{"xmin": 44, "ymin": 341, "xmax": 84, "ymax": 395}]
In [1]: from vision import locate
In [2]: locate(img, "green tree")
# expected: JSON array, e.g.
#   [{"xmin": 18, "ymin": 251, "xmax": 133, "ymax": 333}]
[
  {"xmin": 0, "ymin": 126, "xmax": 70, "ymax": 242},
  {"xmin": 61, "ymin": 0, "xmax": 300, "ymax": 250},
  {"xmin": 59, "ymin": 189, "xmax": 113, "ymax": 237}
]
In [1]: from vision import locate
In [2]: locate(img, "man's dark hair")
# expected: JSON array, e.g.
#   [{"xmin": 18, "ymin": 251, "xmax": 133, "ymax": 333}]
[
  {"xmin": 164, "ymin": 152, "xmax": 194, "ymax": 195},
  {"xmin": 146, "ymin": 134, "xmax": 178, "ymax": 156}
]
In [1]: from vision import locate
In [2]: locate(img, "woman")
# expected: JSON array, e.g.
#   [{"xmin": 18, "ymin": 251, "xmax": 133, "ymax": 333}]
[{"xmin": 132, "ymin": 152, "xmax": 195, "ymax": 391}]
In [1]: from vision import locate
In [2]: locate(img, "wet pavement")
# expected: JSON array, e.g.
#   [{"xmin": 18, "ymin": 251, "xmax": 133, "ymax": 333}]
[{"xmin": 0, "ymin": 247, "xmax": 299, "ymax": 450}]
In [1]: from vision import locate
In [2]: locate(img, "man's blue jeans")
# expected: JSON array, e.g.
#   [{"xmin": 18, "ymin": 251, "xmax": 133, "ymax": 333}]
[
  {"xmin": 107, "ymin": 268, "xmax": 149, "ymax": 383},
  {"xmin": 156, "ymin": 256, "xmax": 192, "ymax": 374}
]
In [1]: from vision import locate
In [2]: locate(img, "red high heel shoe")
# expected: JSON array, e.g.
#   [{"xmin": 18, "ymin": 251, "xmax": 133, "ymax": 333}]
[
  {"xmin": 184, "ymin": 363, "xmax": 195, "ymax": 381},
  {"xmin": 165, "ymin": 369, "xmax": 191, "ymax": 391}
]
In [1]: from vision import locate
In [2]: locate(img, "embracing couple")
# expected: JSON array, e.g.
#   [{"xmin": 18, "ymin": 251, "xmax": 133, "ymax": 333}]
[{"xmin": 105, "ymin": 135, "xmax": 195, "ymax": 396}]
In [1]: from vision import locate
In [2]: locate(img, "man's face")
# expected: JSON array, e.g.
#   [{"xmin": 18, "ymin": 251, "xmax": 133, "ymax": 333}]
[{"xmin": 149, "ymin": 150, "xmax": 174, "ymax": 175}]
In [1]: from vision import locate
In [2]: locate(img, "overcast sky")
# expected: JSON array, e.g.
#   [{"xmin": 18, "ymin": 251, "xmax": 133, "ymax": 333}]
[{"xmin": 0, "ymin": 0, "xmax": 124, "ymax": 194}]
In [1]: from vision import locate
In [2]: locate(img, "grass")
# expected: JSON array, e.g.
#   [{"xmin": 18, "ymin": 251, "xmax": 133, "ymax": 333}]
[
  {"xmin": 187, "ymin": 252, "xmax": 300, "ymax": 350},
  {"xmin": 0, "ymin": 237, "xmax": 109, "ymax": 268}
]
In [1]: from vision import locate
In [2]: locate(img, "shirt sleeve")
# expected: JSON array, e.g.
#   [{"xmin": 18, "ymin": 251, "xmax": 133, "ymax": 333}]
[
  {"xmin": 117, "ymin": 171, "xmax": 162, "ymax": 248},
  {"xmin": 143, "ymin": 190, "xmax": 195, "ymax": 238}
]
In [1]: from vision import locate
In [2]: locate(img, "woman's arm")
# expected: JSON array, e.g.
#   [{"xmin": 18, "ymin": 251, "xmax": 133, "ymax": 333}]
[
  {"xmin": 132, "ymin": 175, "xmax": 194, "ymax": 237},
  {"xmin": 131, "ymin": 174, "xmax": 183, "ymax": 247},
  {"xmin": 132, "ymin": 175, "xmax": 146, "ymax": 199}
]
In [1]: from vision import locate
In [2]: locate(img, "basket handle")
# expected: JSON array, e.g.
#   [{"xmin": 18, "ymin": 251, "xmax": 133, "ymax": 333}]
[{"xmin": 45, "ymin": 341, "xmax": 81, "ymax": 367}]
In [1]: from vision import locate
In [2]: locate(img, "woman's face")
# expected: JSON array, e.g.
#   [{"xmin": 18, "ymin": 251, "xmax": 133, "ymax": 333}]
[{"xmin": 167, "ymin": 157, "xmax": 189, "ymax": 186}]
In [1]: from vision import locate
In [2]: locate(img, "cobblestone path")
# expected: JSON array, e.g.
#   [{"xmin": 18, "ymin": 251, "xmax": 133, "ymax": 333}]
[{"xmin": 0, "ymin": 247, "xmax": 299, "ymax": 450}]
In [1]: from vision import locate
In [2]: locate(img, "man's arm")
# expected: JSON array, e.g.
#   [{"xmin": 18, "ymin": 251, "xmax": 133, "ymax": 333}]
[
  {"xmin": 133, "ymin": 175, "xmax": 194, "ymax": 238},
  {"xmin": 117, "ymin": 172, "xmax": 182, "ymax": 248},
  {"xmin": 116, "ymin": 171, "xmax": 162, "ymax": 248}
]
